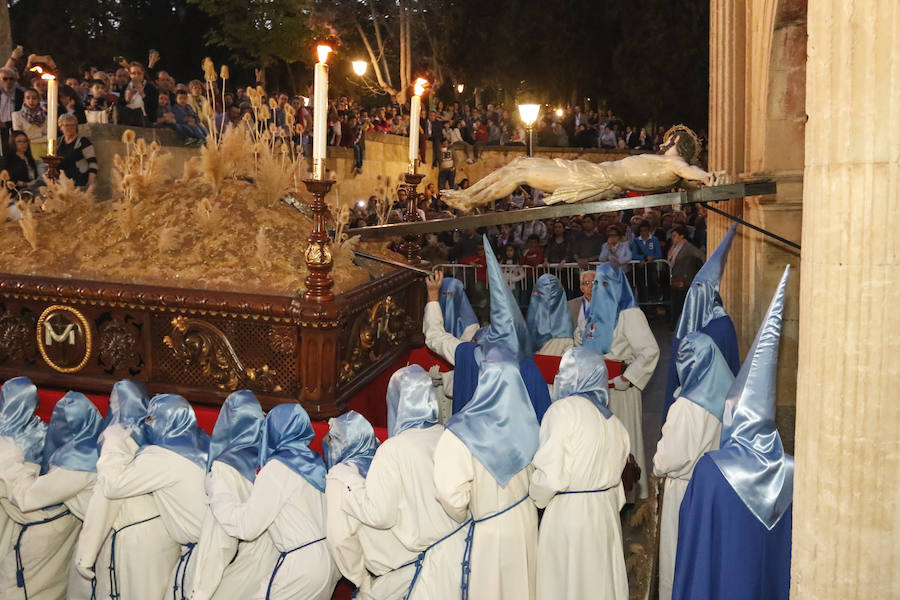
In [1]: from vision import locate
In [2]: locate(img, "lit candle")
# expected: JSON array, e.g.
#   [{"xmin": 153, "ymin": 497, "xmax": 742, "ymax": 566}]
[
  {"xmin": 312, "ymin": 45, "xmax": 332, "ymax": 180},
  {"xmin": 46, "ymin": 75, "xmax": 57, "ymax": 156},
  {"xmin": 408, "ymin": 78, "xmax": 427, "ymax": 171}
]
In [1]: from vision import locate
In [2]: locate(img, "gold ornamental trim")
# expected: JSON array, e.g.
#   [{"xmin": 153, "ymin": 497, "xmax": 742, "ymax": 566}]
[{"xmin": 36, "ymin": 304, "xmax": 93, "ymax": 373}]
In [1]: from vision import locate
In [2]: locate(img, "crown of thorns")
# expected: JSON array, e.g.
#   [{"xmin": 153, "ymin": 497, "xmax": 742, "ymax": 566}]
[{"xmin": 664, "ymin": 124, "xmax": 701, "ymax": 164}]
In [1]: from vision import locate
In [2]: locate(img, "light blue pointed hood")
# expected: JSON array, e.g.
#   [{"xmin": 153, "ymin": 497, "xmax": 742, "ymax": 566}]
[
  {"xmin": 141, "ymin": 394, "xmax": 209, "ymax": 469},
  {"xmin": 675, "ymin": 332, "xmax": 735, "ymax": 421},
  {"xmin": 711, "ymin": 266, "xmax": 793, "ymax": 530},
  {"xmin": 322, "ymin": 410, "xmax": 379, "ymax": 478},
  {"xmin": 480, "ymin": 234, "xmax": 532, "ymax": 359},
  {"xmin": 439, "ymin": 276, "xmax": 479, "ymax": 339},
  {"xmin": 101, "ymin": 379, "xmax": 150, "ymax": 446},
  {"xmin": 446, "ymin": 346, "xmax": 539, "ymax": 487},
  {"xmin": 675, "ymin": 223, "xmax": 738, "ymax": 340},
  {"xmin": 208, "ymin": 390, "xmax": 264, "ymax": 482},
  {"xmin": 583, "ymin": 263, "xmax": 636, "ymax": 354},
  {"xmin": 386, "ymin": 365, "xmax": 439, "ymax": 437},
  {"xmin": 0, "ymin": 376, "xmax": 46, "ymax": 464},
  {"xmin": 554, "ymin": 346, "xmax": 612, "ymax": 419},
  {"xmin": 260, "ymin": 403, "xmax": 326, "ymax": 492},
  {"xmin": 526, "ymin": 274, "xmax": 574, "ymax": 353},
  {"xmin": 42, "ymin": 391, "xmax": 103, "ymax": 474}
]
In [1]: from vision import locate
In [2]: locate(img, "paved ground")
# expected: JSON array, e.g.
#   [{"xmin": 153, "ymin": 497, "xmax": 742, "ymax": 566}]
[{"xmin": 622, "ymin": 307, "xmax": 673, "ymax": 599}]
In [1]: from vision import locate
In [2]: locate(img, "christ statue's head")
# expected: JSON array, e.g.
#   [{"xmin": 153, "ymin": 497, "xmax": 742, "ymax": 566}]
[{"xmin": 661, "ymin": 124, "xmax": 701, "ymax": 164}]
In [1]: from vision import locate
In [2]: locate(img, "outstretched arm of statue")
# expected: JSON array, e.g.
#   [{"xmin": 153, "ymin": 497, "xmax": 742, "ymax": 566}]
[{"xmin": 671, "ymin": 160, "xmax": 713, "ymax": 186}]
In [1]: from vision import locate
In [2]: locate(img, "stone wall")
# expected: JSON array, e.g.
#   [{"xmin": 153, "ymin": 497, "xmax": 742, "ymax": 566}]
[{"xmin": 86, "ymin": 125, "xmax": 634, "ymax": 206}]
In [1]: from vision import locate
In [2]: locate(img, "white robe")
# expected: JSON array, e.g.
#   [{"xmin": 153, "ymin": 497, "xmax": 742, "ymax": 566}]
[
  {"xmin": 207, "ymin": 460, "xmax": 340, "ymax": 600},
  {"xmin": 604, "ymin": 307, "xmax": 660, "ymax": 501},
  {"xmin": 423, "ymin": 301, "xmax": 476, "ymax": 415},
  {"xmin": 536, "ymin": 338, "xmax": 574, "ymax": 357},
  {"xmin": 530, "ymin": 395, "xmax": 630, "ymax": 600},
  {"xmin": 652, "ymin": 397, "xmax": 721, "ymax": 600},
  {"xmin": 189, "ymin": 462, "xmax": 278, "ymax": 600},
  {"xmin": 433, "ymin": 430, "xmax": 538, "ymax": 600},
  {"xmin": 342, "ymin": 425, "xmax": 467, "ymax": 600},
  {"xmin": 99, "ymin": 438, "xmax": 208, "ymax": 600},
  {"xmin": 325, "ymin": 464, "xmax": 418, "ymax": 599},
  {"xmin": 2, "ymin": 461, "xmax": 96, "ymax": 600},
  {"xmin": 0, "ymin": 449, "xmax": 81, "ymax": 600}
]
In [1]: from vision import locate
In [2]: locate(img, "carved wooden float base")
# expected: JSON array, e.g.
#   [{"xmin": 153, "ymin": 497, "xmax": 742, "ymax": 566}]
[{"xmin": 0, "ymin": 269, "xmax": 424, "ymax": 419}]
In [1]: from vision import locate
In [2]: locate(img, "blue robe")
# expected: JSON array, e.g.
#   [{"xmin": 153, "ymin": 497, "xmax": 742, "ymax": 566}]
[
  {"xmin": 663, "ymin": 315, "xmax": 740, "ymax": 423},
  {"xmin": 672, "ymin": 455, "xmax": 792, "ymax": 600},
  {"xmin": 452, "ymin": 342, "xmax": 552, "ymax": 422}
]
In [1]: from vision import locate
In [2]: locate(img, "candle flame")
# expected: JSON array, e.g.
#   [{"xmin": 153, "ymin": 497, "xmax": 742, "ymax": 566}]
[
  {"xmin": 413, "ymin": 78, "xmax": 427, "ymax": 97},
  {"xmin": 29, "ymin": 65, "xmax": 56, "ymax": 80},
  {"xmin": 317, "ymin": 45, "xmax": 333, "ymax": 64}
]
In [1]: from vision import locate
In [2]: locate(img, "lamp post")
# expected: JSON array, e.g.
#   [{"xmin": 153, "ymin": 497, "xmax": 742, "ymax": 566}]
[
  {"xmin": 518, "ymin": 103, "xmax": 540, "ymax": 158},
  {"xmin": 352, "ymin": 60, "xmax": 368, "ymax": 77}
]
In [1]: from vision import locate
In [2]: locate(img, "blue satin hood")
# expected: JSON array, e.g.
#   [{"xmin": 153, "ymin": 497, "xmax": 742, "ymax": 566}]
[
  {"xmin": 42, "ymin": 391, "xmax": 103, "ymax": 474},
  {"xmin": 675, "ymin": 223, "xmax": 737, "ymax": 341},
  {"xmin": 554, "ymin": 347, "xmax": 612, "ymax": 418},
  {"xmin": 711, "ymin": 266, "xmax": 793, "ymax": 530},
  {"xmin": 583, "ymin": 263, "xmax": 636, "ymax": 354},
  {"xmin": 208, "ymin": 390, "xmax": 264, "ymax": 482},
  {"xmin": 446, "ymin": 347, "xmax": 539, "ymax": 487},
  {"xmin": 526, "ymin": 274, "xmax": 574, "ymax": 353},
  {"xmin": 386, "ymin": 365, "xmax": 439, "ymax": 437},
  {"xmin": 440, "ymin": 276, "xmax": 479, "ymax": 339},
  {"xmin": 0, "ymin": 376, "xmax": 46, "ymax": 464},
  {"xmin": 480, "ymin": 234, "xmax": 532, "ymax": 359},
  {"xmin": 322, "ymin": 411, "xmax": 379, "ymax": 478},
  {"xmin": 142, "ymin": 394, "xmax": 209, "ymax": 469},
  {"xmin": 260, "ymin": 403, "xmax": 326, "ymax": 492},
  {"xmin": 102, "ymin": 379, "xmax": 150, "ymax": 446},
  {"xmin": 675, "ymin": 332, "xmax": 735, "ymax": 421}
]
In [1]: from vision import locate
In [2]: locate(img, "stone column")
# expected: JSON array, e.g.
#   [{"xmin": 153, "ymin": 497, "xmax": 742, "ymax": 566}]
[{"xmin": 792, "ymin": 1, "xmax": 900, "ymax": 598}]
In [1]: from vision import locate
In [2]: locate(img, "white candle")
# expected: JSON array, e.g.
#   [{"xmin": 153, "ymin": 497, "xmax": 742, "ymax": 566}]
[
  {"xmin": 408, "ymin": 78, "xmax": 427, "ymax": 171},
  {"xmin": 312, "ymin": 46, "xmax": 331, "ymax": 180},
  {"xmin": 408, "ymin": 93, "xmax": 420, "ymax": 165},
  {"xmin": 46, "ymin": 76, "xmax": 58, "ymax": 156}
]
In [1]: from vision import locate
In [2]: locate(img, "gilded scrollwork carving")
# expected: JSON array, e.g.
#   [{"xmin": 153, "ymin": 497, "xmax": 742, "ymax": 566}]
[
  {"xmin": 339, "ymin": 295, "xmax": 410, "ymax": 384},
  {"xmin": 164, "ymin": 316, "xmax": 283, "ymax": 393}
]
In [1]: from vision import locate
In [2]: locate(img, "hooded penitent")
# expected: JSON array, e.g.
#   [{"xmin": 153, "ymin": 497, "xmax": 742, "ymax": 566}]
[
  {"xmin": 526, "ymin": 274, "xmax": 574, "ymax": 354},
  {"xmin": 0, "ymin": 376, "xmax": 47, "ymax": 464},
  {"xmin": 583, "ymin": 263, "xmax": 637, "ymax": 355},
  {"xmin": 452, "ymin": 236, "xmax": 552, "ymax": 420},
  {"xmin": 386, "ymin": 365, "xmax": 439, "ymax": 438},
  {"xmin": 259, "ymin": 403, "xmax": 327, "ymax": 492},
  {"xmin": 101, "ymin": 379, "xmax": 150, "ymax": 445},
  {"xmin": 553, "ymin": 346, "xmax": 612, "ymax": 419},
  {"xmin": 446, "ymin": 346, "xmax": 540, "ymax": 487},
  {"xmin": 141, "ymin": 394, "xmax": 210, "ymax": 469},
  {"xmin": 321, "ymin": 411, "xmax": 379, "ymax": 478},
  {"xmin": 710, "ymin": 266, "xmax": 793, "ymax": 530},
  {"xmin": 208, "ymin": 390, "xmax": 265, "ymax": 482},
  {"xmin": 674, "ymin": 332, "xmax": 735, "ymax": 422},
  {"xmin": 41, "ymin": 391, "xmax": 103, "ymax": 474},
  {"xmin": 664, "ymin": 224, "xmax": 741, "ymax": 422},
  {"xmin": 439, "ymin": 276, "xmax": 479, "ymax": 340}
]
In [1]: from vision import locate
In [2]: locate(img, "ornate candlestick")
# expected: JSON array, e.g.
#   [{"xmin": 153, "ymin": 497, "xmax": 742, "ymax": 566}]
[
  {"xmin": 303, "ymin": 178, "xmax": 336, "ymax": 302},
  {"xmin": 42, "ymin": 155, "xmax": 63, "ymax": 181},
  {"xmin": 399, "ymin": 171, "xmax": 426, "ymax": 264}
]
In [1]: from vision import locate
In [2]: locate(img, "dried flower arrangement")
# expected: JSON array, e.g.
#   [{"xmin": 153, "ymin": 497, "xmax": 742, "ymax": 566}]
[{"xmin": 0, "ymin": 59, "xmax": 400, "ymax": 296}]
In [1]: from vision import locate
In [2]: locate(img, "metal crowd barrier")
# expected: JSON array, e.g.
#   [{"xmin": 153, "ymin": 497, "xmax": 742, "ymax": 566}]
[{"xmin": 433, "ymin": 259, "xmax": 672, "ymax": 310}]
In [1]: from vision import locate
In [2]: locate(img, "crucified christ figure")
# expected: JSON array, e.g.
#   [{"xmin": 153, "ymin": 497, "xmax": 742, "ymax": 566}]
[{"xmin": 441, "ymin": 125, "xmax": 716, "ymax": 212}]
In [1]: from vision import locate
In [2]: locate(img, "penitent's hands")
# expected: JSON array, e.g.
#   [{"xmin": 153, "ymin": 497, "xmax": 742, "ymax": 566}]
[{"xmin": 426, "ymin": 270, "xmax": 444, "ymax": 302}]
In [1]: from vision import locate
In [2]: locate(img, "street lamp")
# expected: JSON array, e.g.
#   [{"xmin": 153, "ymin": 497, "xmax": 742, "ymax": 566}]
[
  {"xmin": 352, "ymin": 60, "xmax": 368, "ymax": 77},
  {"xmin": 518, "ymin": 103, "xmax": 540, "ymax": 157},
  {"xmin": 456, "ymin": 83, "xmax": 465, "ymax": 94}
]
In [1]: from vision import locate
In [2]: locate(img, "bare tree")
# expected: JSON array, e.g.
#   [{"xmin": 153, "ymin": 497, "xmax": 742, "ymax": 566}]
[
  {"xmin": 0, "ymin": 1, "xmax": 11, "ymax": 61},
  {"xmin": 354, "ymin": 0, "xmax": 412, "ymax": 104}
]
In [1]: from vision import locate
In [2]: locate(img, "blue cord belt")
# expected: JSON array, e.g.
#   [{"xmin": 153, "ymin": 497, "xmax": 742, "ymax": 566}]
[
  {"xmin": 265, "ymin": 536, "xmax": 326, "ymax": 600},
  {"xmin": 460, "ymin": 494, "xmax": 531, "ymax": 600},
  {"xmin": 557, "ymin": 486, "xmax": 613, "ymax": 496},
  {"xmin": 14, "ymin": 508, "xmax": 72, "ymax": 600},
  {"xmin": 106, "ymin": 514, "xmax": 161, "ymax": 600}
]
